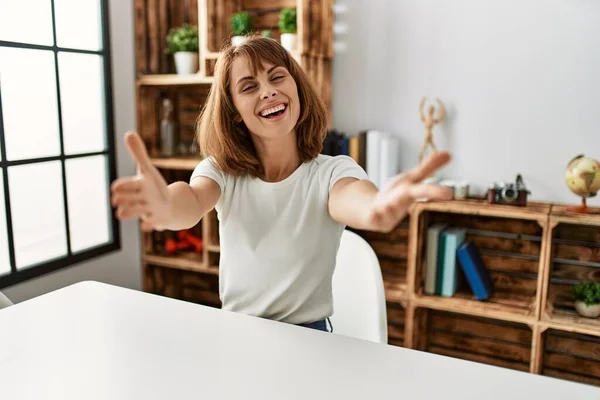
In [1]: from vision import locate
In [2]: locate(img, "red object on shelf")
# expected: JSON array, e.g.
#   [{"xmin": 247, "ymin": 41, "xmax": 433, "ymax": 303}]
[
  {"xmin": 162, "ymin": 230, "xmax": 204, "ymax": 255},
  {"xmin": 178, "ymin": 230, "xmax": 203, "ymax": 253},
  {"xmin": 165, "ymin": 238, "xmax": 193, "ymax": 254}
]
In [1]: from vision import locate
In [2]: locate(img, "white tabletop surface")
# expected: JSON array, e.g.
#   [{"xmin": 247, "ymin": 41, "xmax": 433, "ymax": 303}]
[{"xmin": 0, "ymin": 281, "xmax": 598, "ymax": 399}]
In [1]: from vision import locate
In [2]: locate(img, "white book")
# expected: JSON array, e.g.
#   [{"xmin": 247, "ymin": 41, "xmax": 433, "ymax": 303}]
[
  {"xmin": 379, "ymin": 133, "xmax": 399, "ymax": 187},
  {"xmin": 366, "ymin": 130, "xmax": 381, "ymax": 188}
]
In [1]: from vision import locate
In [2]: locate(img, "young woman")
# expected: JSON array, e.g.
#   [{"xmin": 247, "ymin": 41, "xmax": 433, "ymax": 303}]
[{"xmin": 111, "ymin": 35, "xmax": 452, "ymax": 332}]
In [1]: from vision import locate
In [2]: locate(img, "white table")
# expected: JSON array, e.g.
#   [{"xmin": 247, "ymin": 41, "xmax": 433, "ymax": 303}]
[{"xmin": 0, "ymin": 281, "xmax": 597, "ymax": 399}]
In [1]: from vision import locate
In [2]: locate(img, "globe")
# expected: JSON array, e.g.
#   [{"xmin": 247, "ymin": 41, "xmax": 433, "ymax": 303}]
[{"xmin": 565, "ymin": 154, "xmax": 600, "ymax": 213}]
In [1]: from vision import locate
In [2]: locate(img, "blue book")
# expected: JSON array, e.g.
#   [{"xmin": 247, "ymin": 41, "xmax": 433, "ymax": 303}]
[
  {"xmin": 456, "ymin": 241, "xmax": 494, "ymax": 301},
  {"xmin": 440, "ymin": 228, "xmax": 466, "ymax": 297}
]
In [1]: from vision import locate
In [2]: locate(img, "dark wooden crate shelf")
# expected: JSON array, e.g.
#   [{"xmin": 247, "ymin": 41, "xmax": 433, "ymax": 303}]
[
  {"xmin": 542, "ymin": 328, "xmax": 600, "ymax": 387},
  {"xmin": 412, "ymin": 206, "xmax": 546, "ymax": 322},
  {"xmin": 414, "ymin": 308, "xmax": 533, "ymax": 373},
  {"xmin": 542, "ymin": 217, "xmax": 600, "ymax": 337}
]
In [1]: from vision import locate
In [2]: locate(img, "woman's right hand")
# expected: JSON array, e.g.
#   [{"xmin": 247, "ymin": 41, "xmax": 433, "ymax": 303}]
[{"xmin": 110, "ymin": 131, "xmax": 171, "ymax": 232}]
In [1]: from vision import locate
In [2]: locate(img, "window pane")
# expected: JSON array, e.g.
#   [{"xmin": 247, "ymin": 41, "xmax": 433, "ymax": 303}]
[
  {"xmin": 0, "ymin": 47, "xmax": 61, "ymax": 161},
  {"xmin": 0, "ymin": 0, "xmax": 53, "ymax": 46},
  {"xmin": 58, "ymin": 52, "xmax": 106, "ymax": 154},
  {"xmin": 9, "ymin": 162, "xmax": 67, "ymax": 269},
  {"xmin": 54, "ymin": 0, "xmax": 103, "ymax": 51},
  {"xmin": 0, "ymin": 172, "xmax": 10, "ymax": 276},
  {"xmin": 66, "ymin": 156, "xmax": 111, "ymax": 253}
]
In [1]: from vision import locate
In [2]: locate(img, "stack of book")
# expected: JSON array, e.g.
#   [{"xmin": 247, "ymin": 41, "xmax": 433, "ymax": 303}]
[
  {"xmin": 424, "ymin": 224, "xmax": 494, "ymax": 301},
  {"xmin": 321, "ymin": 129, "xmax": 401, "ymax": 189}
]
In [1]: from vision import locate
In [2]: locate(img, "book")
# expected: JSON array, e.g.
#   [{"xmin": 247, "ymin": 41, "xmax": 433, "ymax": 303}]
[
  {"xmin": 366, "ymin": 130, "xmax": 382, "ymax": 188},
  {"xmin": 439, "ymin": 227, "xmax": 467, "ymax": 297},
  {"xmin": 457, "ymin": 241, "xmax": 494, "ymax": 301},
  {"xmin": 379, "ymin": 132, "xmax": 400, "ymax": 187},
  {"xmin": 424, "ymin": 223, "xmax": 447, "ymax": 295}
]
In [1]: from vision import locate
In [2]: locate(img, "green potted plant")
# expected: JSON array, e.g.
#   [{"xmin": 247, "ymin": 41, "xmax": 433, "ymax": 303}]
[
  {"xmin": 262, "ymin": 30, "xmax": 273, "ymax": 39},
  {"xmin": 230, "ymin": 11, "xmax": 252, "ymax": 46},
  {"xmin": 278, "ymin": 7, "xmax": 297, "ymax": 51},
  {"xmin": 165, "ymin": 24, "xmax": 199, "ymax": 75},
  {"xmin": 573, "ymin": 281, "xmax": 600, "ymax": 318}
]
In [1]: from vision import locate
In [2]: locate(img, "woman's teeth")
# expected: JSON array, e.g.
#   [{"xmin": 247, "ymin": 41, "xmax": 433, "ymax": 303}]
[{"xmin": 260, "ymin": 104, "xmax": 286, "ymax": 117}]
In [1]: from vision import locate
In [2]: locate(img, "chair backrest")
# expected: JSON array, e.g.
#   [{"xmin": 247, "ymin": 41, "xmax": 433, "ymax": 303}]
[
  {"xmin": 330, "ymin": 229, "xmax": 387, "ymax": 344},
  {"xmin": 0, "ymin": 290, "xmax": 13, "ymax": 310}
]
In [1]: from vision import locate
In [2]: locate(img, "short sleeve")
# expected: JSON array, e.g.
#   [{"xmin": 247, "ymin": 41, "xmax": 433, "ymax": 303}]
[
  {"xmin": 190, "ymin": 157, "xmax": 226, "ymax": 194},
  {"xmin": 323, "ymin": 155, "xmax": 369, "ymax": 193}
]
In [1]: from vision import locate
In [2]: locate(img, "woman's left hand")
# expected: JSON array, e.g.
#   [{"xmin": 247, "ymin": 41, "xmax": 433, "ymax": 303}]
[{"xmin": 367, "ymin": 151, "xmax": 453, "ymax": 232}]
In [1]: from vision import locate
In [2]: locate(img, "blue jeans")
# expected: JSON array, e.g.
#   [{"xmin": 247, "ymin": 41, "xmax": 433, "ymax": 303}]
[{"xmin": 297, "ymin": 318, "xmax": 333, "ymax": 332}]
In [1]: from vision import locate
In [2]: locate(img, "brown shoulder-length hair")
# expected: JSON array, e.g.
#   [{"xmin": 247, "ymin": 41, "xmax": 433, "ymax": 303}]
[{"xmin": 195, "ymin": 34, "xmax": 328, "ymax": 177}]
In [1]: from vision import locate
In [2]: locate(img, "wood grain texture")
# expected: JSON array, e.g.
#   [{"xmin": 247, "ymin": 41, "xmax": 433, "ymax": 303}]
[
  {"xmin": 244, "ymin": 0, "xmax": 297, "ymax": 9},
  {"xmin": 426, "ymin": 310, "xmax": 532, "ymax": 371},
  {"xmin": 134, "ymin": 0, "xmax": 148, "ymax": 75}
]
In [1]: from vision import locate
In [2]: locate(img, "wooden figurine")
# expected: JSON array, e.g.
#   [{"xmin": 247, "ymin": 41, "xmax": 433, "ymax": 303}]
[{"xmin": 419, "ymin": 97, "xmax": 446, "ymax": 163}]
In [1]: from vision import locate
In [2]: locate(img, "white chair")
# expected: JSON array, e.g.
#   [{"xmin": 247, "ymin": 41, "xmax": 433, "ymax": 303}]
[
  {"xmin": 330, "ymin": 229, "xmax": 387, "ymax": 344},
  {"xmin": 0, "ymin": 290, "xmax": 13, "ymax": 310}
]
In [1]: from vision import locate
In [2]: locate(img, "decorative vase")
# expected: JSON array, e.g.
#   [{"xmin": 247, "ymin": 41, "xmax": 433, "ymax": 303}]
[
  {"xmin": 231, "ymin": 35, "xmax": 247, "ymax": 46},
  {"xmin": 280, "ymin": 33, "xmax": 296, "ymax": 52},
  {"xmin": 575, "ymin": 300, "xmax": 600, "ymax": 318},
  {"xmin": 174, "ymin": 51, "xmax": 198, "ymax": 75}
]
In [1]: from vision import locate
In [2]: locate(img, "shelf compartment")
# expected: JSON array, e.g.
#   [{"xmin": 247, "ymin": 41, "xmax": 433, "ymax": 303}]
[
  {"xmin": 542, "ymin": 218, "xmax": 600, "ymax": 336},
  {"xmin": 413, "ymin": 207, "xmax": 545, "ymax": 321},
  {"xmin": 386, "ymin": 302, "xmax": 405, "ymax": 347},
  {"xmin": 137, "ymin": 85, "xmax": 210, "ymax": 158},
  {"xmin": 541, "ymin": 329, "xmax": 600, "ymax": 387},
  {"xmin": 413, "ymin": 308, "xmax": 533, "ymax": 372}
]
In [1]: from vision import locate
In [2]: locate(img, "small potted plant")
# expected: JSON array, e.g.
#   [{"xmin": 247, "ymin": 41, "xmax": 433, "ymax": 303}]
[
  {"xmin": 573, "ymin": 281, "xmax": 600, "ymax": 318},
  {"xmin": 165, "ymin": 24, "xmax": 199, "ymax": 75},
  {"xmin": 230, "ymin": 11, "xmax": 252, "ymax": 46},
  {"xmin": 262, "ymin": 30, "xmax": 273, "ymax": 39},
  {"xmin": 278, "ymin": 7, "xmax": 297, "ymax": 51}
]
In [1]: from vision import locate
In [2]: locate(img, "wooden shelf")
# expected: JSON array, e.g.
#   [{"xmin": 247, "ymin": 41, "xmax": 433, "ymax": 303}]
[
  {"xmin": 136, "ymin": 73, "xmax": 214, "ymax": 87},
  {"xmin": 414, "ymin": 199, "xmax": 550, "ymax": 223},
  {"xmin": 414, "ymin": 293, "xmax": 536, "ymax": 325},
  {"xmin": 550, "ymin": 203, "xmax": 600, "ymax": 225},
  {"xmin": 541, "ymin": 310, "xmax": 600, "ymax": 336},
  {"xmin": 143, "ymin": 252, "xmax": 218, "ymax": 275},
  {"xmin": 150, "ymin": 157, "xmax": 201, "ymax": 171}
]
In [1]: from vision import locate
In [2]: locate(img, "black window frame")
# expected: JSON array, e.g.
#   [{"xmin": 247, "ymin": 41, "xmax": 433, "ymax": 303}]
[{"xmin": 0, "ymin": 0, "xmax": 120, "ymax": 289}]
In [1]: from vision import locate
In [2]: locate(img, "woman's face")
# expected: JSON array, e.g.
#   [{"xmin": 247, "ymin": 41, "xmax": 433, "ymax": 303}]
[{"xmin": 229, "ymin": 57, "xmax": 300, "ymax": 140}]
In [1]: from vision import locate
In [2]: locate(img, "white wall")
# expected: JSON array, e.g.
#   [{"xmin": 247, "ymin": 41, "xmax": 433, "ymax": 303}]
[
  {"xmin": 333, "ymin": 0, "xmax": 600, "ymax": 205},
  {"xmin": 4, "ymin": 0, "xmax": 140, "ymax": 303}
]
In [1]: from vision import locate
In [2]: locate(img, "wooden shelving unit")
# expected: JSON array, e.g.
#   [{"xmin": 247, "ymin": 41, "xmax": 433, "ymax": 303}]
[
  {"xmin": 365, "ymin": 199, "xmax": 600, "ymax": 386},
  {"xmin": 133, "ymin": 0, "xmax": 600, "ymax": 389}
]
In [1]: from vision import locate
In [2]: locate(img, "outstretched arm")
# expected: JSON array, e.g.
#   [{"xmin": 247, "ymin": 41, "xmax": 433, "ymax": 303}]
[
  {"xmin": 110, "ymin": 132, "xmax": 220, "ymax": 232},
  {"xmin": 328, "ymin": 152, "xmax": 453, "ymax": 232}
]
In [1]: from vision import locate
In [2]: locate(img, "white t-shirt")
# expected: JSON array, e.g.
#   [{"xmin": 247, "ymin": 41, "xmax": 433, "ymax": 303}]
[{"xmin": 190, "ymin": 154, "xmax": 368, "ymax": 324}]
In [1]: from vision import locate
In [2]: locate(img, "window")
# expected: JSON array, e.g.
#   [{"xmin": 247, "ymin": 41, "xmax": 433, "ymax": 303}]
[{"xmin": 0, "ymin": 0, "xmax": 119, "ymax": 288}]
